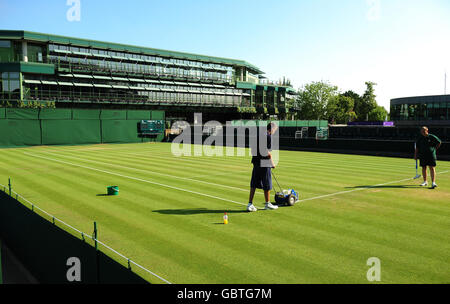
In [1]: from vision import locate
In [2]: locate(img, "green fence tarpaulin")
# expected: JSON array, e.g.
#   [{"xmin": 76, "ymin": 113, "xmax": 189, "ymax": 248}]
[
  {"xmin": 127, "ymin": 110, "xmax": 151, "ymax": 120},
  {"xmin": 39, "ymin": 108, "xmax": 72, "ymax": 120},
  {"xmin": 0, "ymin": 120, "xmax": 41, "ymax": 147},
  {"xmin": 0, "ymin": 108, "xmax": 5, "ymax": 119},
  {"xmin": 101, "ymin": 120, "xmax": 142, "ymax": 143},
  {"xmin": 100, "ymin": 110, "xmax": 127, "ymax": 120},
  {"xmin": 73, "ymin": 109, "xmax": 101, "ymax": 120},
  {"xmin": 150, "ymin": 111, "xmax": 165, "ymax": 120},
  {"xmin": 5, "ymin": 108, "xmax": 40, "ymax": 120},
  {"xmin": 42, "ymin": 120, "xmax": 101, "ymax": 145}
]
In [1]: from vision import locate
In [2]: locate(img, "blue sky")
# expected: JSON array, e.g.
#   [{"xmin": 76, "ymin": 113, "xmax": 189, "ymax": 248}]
[{"xmin": 1, "ymin": 0, "xmax": 450, "ymax": 110}]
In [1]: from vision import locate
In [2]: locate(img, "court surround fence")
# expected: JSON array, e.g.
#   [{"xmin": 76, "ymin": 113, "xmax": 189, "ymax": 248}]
[
  {"xmin": 0, "ymin": 108, "xmax": 165, "ymax": 147},
  {"xmin": 0, "ymin": 180, "xmax": 171, "ymax": 284}
]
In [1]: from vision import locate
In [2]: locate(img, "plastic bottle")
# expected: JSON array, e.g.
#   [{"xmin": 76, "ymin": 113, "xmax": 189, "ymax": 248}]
[{"xmin": 223, "ymin": 212, "xmax": 228, "ymax": 225}]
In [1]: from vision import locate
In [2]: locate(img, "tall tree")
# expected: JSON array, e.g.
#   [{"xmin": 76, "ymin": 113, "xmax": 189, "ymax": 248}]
[
  {"xmin": 297, "ymin": 81, "xmax": 338, "ymax": 120},
  {"xmin": 368, "ymin": 105, "xmax": 388, "ymax": 121},
  {"xmin": 327, "ymin": 95, "xmax": 355, "ymax": 124},
  {"xmin": 358, "ymin": 81, "xmax": 378, "ymax": 121}
]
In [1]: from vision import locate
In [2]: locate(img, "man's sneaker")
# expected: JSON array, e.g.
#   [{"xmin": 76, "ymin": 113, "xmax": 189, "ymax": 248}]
[
  {"xmin": 264, "ymin": 202, "xmax": 279, "ymax": 210},
  {"xmin": 431, "ymin": 182, "xmax": 438, "ymax": 189},
  {"xmin": 247, "ymin": 203, "xmax": 258, "ymax": 212},
  {"xmin": 420, "ymin": 181, "xmax": 428, "ymax": 187}
]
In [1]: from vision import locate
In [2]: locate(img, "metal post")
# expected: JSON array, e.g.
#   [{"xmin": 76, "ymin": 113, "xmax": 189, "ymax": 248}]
[
  {"xmin": 8, "ymin": 178, "xmax": 11, "ymax": 196},
  {"xmin": 93, "ymin": 222, "xmax": 98, "ymax": 250},
  {"xmin": 94, "ymin": 221, "xmax": 100, "ymax": 284}
]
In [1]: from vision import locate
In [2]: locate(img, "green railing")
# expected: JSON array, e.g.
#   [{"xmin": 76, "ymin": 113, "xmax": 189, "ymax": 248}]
[{"xmin": 13, "ymin": 89, "xmax": 246, "ymax": 107}]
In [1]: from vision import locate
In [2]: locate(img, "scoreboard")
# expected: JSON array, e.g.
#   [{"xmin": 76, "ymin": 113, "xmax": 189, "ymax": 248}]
[{"xmin": 139, "ymin": 120, "xmax": 165, "ymax": 135}]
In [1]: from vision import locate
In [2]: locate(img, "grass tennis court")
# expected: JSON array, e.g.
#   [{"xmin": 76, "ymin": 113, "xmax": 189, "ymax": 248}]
[{"xmin": 0, "ymin": 142, "xmax": 449, "ymax": 284}]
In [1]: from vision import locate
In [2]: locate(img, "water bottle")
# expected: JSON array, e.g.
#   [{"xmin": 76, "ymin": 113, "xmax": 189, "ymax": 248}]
[{"xmin": 223, "ymin": 212, "xmax": 228, "ymax": 225}]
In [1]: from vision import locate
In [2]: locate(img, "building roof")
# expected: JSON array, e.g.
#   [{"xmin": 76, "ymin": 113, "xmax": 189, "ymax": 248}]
[
  {"xmin": 0, "ymin": 30, "xmax": 264, "ymax": 74},
  {"xmin": 391, "ymin": 94, "xmax": 450, "ymax": 105}
]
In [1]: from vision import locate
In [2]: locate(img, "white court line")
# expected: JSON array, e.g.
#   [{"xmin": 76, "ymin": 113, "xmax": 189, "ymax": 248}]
[
  {"xmin": 22, "ymin": 151, "xmax": 255, "ymax": 209},
  {"xmin": 299, "ymin": 170, "xmax": 450, "ymax": 203},
  {"xmin": 36, "ymin": 150, "xmax": 255, "ymax": 194}
]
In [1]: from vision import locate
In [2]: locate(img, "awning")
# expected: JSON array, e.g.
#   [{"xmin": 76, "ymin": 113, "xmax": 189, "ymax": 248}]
[
  {"xmin": 72, "ymin": 51, "xmax": 90, "ymax": 56},
  {"xmin": 73, "ymin": 83, "xmax": 93, "ymax": 87},
  {"xmin": 72, "ymin": 74, "xmax": 93, "ymax": 79},
  {"xmin": 112, "ymin": 85, "xmax": 129, "ymax": 89},
  {"xmin": 160, "ymin": 80, "xmax": 175, "ymax": 85},
  {"xmin": 23, "ymin": 79, "xmax": 41, "ymax": 84},
  {"xmin": 57, "ymin": 81, "xmax": 74, "ymax": 86},
  {"xmin": 111, "ymin": 55, "xmax": 127, "ymax": 61},
  {"xmin": 128, "ymin": 77, "xmax": 146, "ymax": 83},
  {"xmin": 144, "ymin": 79, "xmax": 160, "ymax": 84},
  {"xmin": 53, "ymin": 49, "xmax": 71, "ymax": 54},
  {"xmin": 41, "ymin": 80, "xmax": 58, "ymax": 85},
  {"xmin": 92, "ymin": 75, "xmax": 112, "ymax": 80},
  {"xmin": 93, "ymin": 84, "xmax": 112, "ymax": 88}
]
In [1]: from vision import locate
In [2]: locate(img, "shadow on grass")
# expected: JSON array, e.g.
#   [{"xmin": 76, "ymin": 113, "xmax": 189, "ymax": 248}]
[
  {"xmin": 345, "ymin": 185, "xmax": 422, "ymax": 189},
  {"xmin": 96, "ymin": 194, "xmax": 112, "ymax": 197},
  {"xmin": 152, "ymin": 208, "xmax": 248, "ymax": 215}
]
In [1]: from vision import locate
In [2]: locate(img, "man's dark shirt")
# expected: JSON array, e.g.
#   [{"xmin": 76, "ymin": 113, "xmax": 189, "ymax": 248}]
[{"xmin": 251, "ymin": 131, "xmax": 272, "ymax": 168}]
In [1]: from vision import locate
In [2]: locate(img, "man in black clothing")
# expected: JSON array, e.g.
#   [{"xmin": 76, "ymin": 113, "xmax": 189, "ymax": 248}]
[{"xmin": 247, "ymin": 122, "xmax": 278, "ymax": 212}]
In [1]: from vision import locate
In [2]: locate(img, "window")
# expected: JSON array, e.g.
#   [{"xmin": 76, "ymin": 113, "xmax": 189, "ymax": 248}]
[{"xmin": 0, "ymin": 40, "xmax": 11, "ymax": 48}]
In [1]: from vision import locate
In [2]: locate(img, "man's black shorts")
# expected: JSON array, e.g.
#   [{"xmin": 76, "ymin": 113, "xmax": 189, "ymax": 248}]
[
  {"xmin": 420, "ymin": 158, "xmax": 436, "ymax": 167},
  {"xmin": 250, "ymin": 166, "xmax": 272, "ymax": 191}
]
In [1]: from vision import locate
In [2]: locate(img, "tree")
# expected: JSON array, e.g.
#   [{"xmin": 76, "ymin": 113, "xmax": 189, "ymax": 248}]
[
  {"xmin": 341, "ymin": 90, "xmax": 362, "ymax": 121},
  {"xmin": 327, "ymin": 95, "xmax": 355, "ymax": 124},
  {"xmin": 368, "ymin": 105, "xmax": 388, "ymax": 121},
  {"xmin": 297, "ymin": 81, "xmax": 338, "ymax": 120},
  {"xmin": 357, "ymin": 81, "xmax": 378, "ymax": 121}
]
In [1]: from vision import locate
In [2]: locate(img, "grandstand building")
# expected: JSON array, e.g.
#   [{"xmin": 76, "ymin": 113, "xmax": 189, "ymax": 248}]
[
  {"xmin": 0, "ymin": 30, "xmax": 296, "ymax": 123},
  {"xmin": 391, "ymin": 95, "xmax": 450, "ymax": 126}
]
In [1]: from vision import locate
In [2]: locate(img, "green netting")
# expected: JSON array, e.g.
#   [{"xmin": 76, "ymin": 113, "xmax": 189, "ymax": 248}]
[
  {"xmin": 308, "ymin": 121, "xmax": 320, "ymax": 127},
  {"xmin": 100, "ymin": 110, "xmax": 127, "ymax": 120},
  {"xmin": 73, "ymin": 109, "xmax": 101, "ymax": 120},
  {"xmin": 284, "ymin": 121, "xmax": 297, "ymax": 127},
  {"xmin": 39, "ymin": 109, "xmax": 72, "ymax": 120},
  {"xmin": 0, "ymin": 120, "xmax": 41, "ymax": 147},
  {"xmin": 150, "ymin": 111, "xmax": 165, "ymax": 120},
  {"xmin": 5, "ymin": 108, "xmax": 40, "ymax": 120},
  {"xmin": 127, "ymin": 110, "xmax": 151, "ymax": 120},
  {"xmin": 257, "ymin": 120, "xmax": 268, "ymax": 127},
  {"xmin": 320, "ymin": 120, "xmax": 329, "ymax": 127},
  {"xmin": 239, "ymin": 120, "xmax": 257, "ymax": 127},
  {"xmin": 0, "ymin": 108, "xmax": 5, "ymax": 119},
  {"xmin": 42, "ymin": 120, "xmax": 101, "ymax": 145},
  {"xmin": 101, "ymin": 120, "xmax": 142, "ymax": 143},
  {"xmin": 296, "ymin": 120, "xmax": 308, "ymax": 127}
]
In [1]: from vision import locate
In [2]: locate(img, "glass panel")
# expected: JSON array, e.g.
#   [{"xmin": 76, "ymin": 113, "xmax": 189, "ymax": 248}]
[{"xmin": 0, "ymin": 40, "xmax": 11, "ymax": 48}]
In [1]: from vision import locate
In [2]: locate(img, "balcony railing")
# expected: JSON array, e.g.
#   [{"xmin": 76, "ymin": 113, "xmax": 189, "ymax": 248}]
[{"xmin": 12, "ymin": 89, "xmax": 245, "ymax": 108}]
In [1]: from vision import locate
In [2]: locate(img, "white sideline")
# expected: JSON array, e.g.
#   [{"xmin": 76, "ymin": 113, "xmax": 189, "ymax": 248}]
[
  {"xmin": 37, "ymin": 150, "xmax": 254, "ymax": 194},
  {"xmin": 22, "ymin": 151, "xmax": 253, "ymax": 209},
  {"xmin": 299, "ymin": 170, "xmax": 450, "ymax": 202}
]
